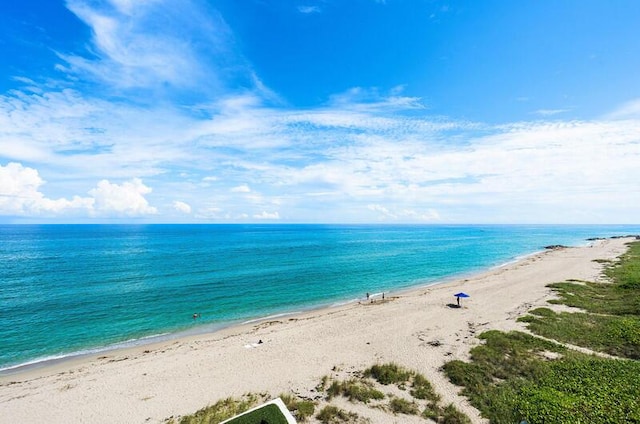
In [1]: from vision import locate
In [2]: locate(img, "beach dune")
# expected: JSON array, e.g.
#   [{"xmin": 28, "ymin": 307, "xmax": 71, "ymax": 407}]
[{"xmin": 0, "ymin": 237, "xmax": 632, "ymax": 423}]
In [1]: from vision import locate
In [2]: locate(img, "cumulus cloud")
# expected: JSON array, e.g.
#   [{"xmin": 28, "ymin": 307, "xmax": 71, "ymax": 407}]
[
  {"xmin": 0, "ymin": 162, "xmax": 92, "ymax": 216},
  {"xmin": 173, "ymin": 200, "xmax": 192, "ymax": 214},
  {"xmin": 0, "ymin": 162, "xmax": 158, "ymax": 218},
  {"xmin": 89, "ymin": 178, "xmax": 157, "ymax": 216}
]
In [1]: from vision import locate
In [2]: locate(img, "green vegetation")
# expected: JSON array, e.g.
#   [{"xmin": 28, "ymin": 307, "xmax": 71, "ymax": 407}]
[
  {"xmin": 606, "ymin": 241, "xmax": 640, "ymax": 290},
  {"xmin": 167, "ymin": 362, "xmax": 472, "ymax": 423},
  {"xmin": 167, "ymin": 393, "xmax": 264, "ymax": 424},
  {"xmin": 325, "ymin": 379, "xmax": 384, "ymax": 403},
  {"xmin": 440, "ymin": 404, "xmax": 473, "ymax": 424},
  {"xmin": 547, "ymin": 279, "xmax": 640, "ymax": 316},
  {"xmin": 322, "ymin": 363, "xmax": 471, "ymax": 422},
  {"xmin": 316, "ymin": 406, "xmax": 363, "ymax": 424},
  {"xmin": 444, "ymin": 241, "xmax": 640, "ymax": 423},
  {"xmin": 279, "ymin": 393, "xmax": 315, "ymax": 422},
  {"xmin": 224, "ymin": 404, "xmax": 288, "ymax": 424},
  {"xmin": 519, "ymin": 307, "xmax": 640, "ymax": 359},
  {"xmin": 410, "ymin": 372, "xmax": 440, "ymax": 402},
  {"xmin": 547, "ymin": 242, "xmax": 640, "ymax": 316},
  {"xmin": 388, "ymin": 397, "xmax": 419, "ymax": 415},
  {"xmin": 444, "ymin": 331, "xmax": 640, "ymax": 423},
  {"xmin": 363, "ymin": 362, "xmax": 411, "ymax": 386},
  {"xmin": 518, "ymin": 241, "xmax": 640, "ymax": 359},
  {"xmin": 364, "ymin": 362, "xmax": 440, "ymax": 401},
  {"xmin": 422, "ymin": 402, "xmax": 471, "ymax": 423}
]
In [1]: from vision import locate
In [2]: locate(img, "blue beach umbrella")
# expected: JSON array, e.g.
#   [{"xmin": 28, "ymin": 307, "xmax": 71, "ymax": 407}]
[{"xmin": 454, "ymin": 292, "xmax": 470, "ymax": 306}]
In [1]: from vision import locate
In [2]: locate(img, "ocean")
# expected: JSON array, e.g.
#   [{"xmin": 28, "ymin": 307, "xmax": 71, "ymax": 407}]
[{"xmin": 1, "ymin": 224, "xmax": 638, "ymax": 372}]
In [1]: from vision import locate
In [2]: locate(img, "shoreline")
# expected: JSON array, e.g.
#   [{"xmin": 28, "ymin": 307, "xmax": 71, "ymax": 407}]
[
  {"xmin": 0, "ymin": 243, "xmax": 537, "ymax": 375},
  {"xmin": 0, "ymin": 237, "xmax": 634, "ymax": 423},
  {"xmin": 0, "ymin": 243, "xmax": 554, "ymax": 376}
]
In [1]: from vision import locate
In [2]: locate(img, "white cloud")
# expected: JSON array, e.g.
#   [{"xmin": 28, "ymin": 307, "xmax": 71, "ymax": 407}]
[
  {"xmin": 0, "ymin": 162, "xmax": 158, "ymax": 219},
  {"xmin": 328, "ymin": 86, "xmax": 425, "ymax": 111},
  {"xmin": 230, "ymin": 184, "xmax": 251, "ymax": 193},
  {"xmin": 3, "ymin": 85, "xmax": 640, "ymax": 223},
  {"xmin": 605, "ymin": 98, "xmax": 640, "ymax": 119},
  {"xmin": 0, "ymin": 163, "xmax": 160, "ymax": 218},
  {"xmin": 533, "ymin": 108, "xmax": 569, "ymax": 116},
  {"xmin": 367, "ymin": 204, "xmax": 396, "ymax": 218},
  {"xmin": 195, "ymin": 206, "xmax": 223, "ymax": 220},
  {"xmin": 253, "ymin": 211, "xmax": 280, "ymax": 220},
  {"xmin": 89, "ymin": 178, "xmax": 157, "ymax": 216},
  {"xmin": 173, "ymin": 200, "xmax": 192, "ymax": 214},
  {"xmin": 367, "ymin": 204, "xmax": 441, "ymax": 221},
  {"xmin": 0, "ymin": 162, "xmax": 92, "ymax": 216},
  {"xmin": 61, "ymin": 0, "xmax": 252, "ymax": 97},
  {"xmin": 298, "ymin": 5, "xmax": 321, "ymax": 14}
]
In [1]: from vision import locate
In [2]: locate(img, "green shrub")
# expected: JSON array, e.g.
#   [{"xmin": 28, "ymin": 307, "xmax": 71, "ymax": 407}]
[
  {"xmin": 410, "ymin": 373, "xmax": 440, "ymax": 401},
  {"xmin": 444, "ymin": 331, "xmax": 640, "ymax": 424},
  {"xmin": 389, "ymin": 397, "xmax": 418, "ymax": 415},
  {"xmin": 316, "ymin": 405, "xmax": 360, "ymax": 424},
  {"xmin": 441, "ymin": 403, "xmax": 472, "ymax": 424},
  {"xmin": 364, "ymin": 363, "xmax": 412, "ymax": 385},
  {"xmin": 172, "ymin": 393, "xmax": 262, "ymax": 424},
  {"xmin": 326, "ymin": 381, "xmax": 342, "ymax": 400},
  {"xmin": 278, "ymin": 394, "xmax": 315, "ymax": 422},
  {"xmin": 339, "ymin": 379, "xmax": 385, "ymax": 403},
  {"xmin": 422, "ymin": 402, "xmax": 441, "ymax": 420}
]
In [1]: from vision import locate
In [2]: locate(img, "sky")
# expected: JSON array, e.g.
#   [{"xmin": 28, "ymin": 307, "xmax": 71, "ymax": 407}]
[{"xmin": 1, "ymin": 0, "xmax": 639, "ymax": 224}]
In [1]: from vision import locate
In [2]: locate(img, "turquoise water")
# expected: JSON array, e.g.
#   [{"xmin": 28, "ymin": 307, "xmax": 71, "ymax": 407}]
[{"xmin": 1, "ymin": 224, "xmax": 639, "ymax": 371}]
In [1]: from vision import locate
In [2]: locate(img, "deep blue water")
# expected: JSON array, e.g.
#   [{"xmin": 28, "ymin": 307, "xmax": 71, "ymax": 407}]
[{"xmin": 1, "ymin": 224, "xmax": 639, "ymax": 371}]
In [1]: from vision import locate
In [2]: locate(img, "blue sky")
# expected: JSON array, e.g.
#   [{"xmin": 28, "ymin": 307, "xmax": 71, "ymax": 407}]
[{"xmin": 1, "ymin": 0, "xmax": 639, "ymax": 223}]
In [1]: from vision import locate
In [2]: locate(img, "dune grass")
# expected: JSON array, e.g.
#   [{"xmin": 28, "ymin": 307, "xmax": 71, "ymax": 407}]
[
  {"xmin": 315, "ymin": 405, "xmax": 362, "ymax": 424},
  {"xmin": 519, "ymin": 241, "xmax": 640, "ymax": 359},
  {"xmin": 444, "ymin": 241, "xmax": 640, "ymax": 423},
  {"xmin": 279, "ymin": 393, "xmax": 315, "ymax": 422},
  {"xmin": 322, "ymin": 362, "xmax": 469, "ymax": 422},
  {"xmin": 519, "ymin": 307, "xmax": 640, "ymax": 359},
  {"xmin": 325, "ymin": 379, "xmax": 384, "ymax": 404},
  {"xmin": 547, "ymin": 241, "xmax": 640, "ymax": 316},
  {"xmin": 363, "ymin": 363, "xmax": 412, "ymax": 386},
  {"xmin": 167, "ymin": 393, "xmax": 265, "ymax": 424},
  {"xmin": 443, "ymin": 331, "xmax": 640, "ymax": 423}
]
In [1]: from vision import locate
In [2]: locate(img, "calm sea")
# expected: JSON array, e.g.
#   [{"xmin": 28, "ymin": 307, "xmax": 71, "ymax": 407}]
[{"xmin": 1, "ymin": 224, "xmax": 638, "ymax": 372}]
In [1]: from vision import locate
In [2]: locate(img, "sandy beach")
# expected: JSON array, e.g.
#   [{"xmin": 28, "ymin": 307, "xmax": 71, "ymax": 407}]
[{"xmin": 0, "ymin": 237, "xmax": 633, "ymax": 423}]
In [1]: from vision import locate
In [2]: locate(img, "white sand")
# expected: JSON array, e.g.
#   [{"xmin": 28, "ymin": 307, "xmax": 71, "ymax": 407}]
[{"xmin": 0, "ymin": 237, "xmax": 633, "ymax": 423}]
